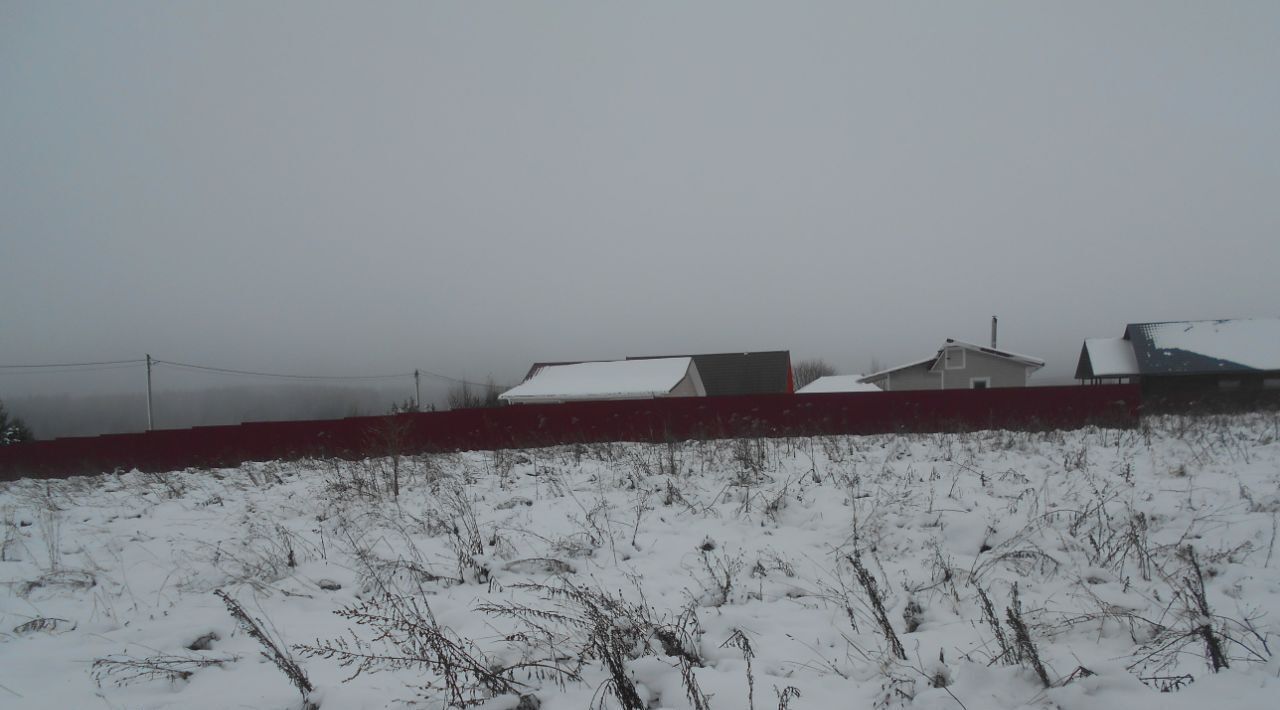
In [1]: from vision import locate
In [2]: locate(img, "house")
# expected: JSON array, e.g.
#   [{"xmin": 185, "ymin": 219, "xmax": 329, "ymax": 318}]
[
  {"xmin": 498, "ymin": 357, "xmax": 706, "ymax": 404},
  {"xmin": 858, "ymin": 340, "xmax": 1045, "ymax": 391},
  {"xmin": 795, "ymin": 375, "xmax": 882, "ymax": 394},
  {"xmin": 627, "ymin": 351, "xmax": 794, "ymax": 396},
  {"xmin": 1075, "ymin": 318, "xmax": 1280, "ymax": 405}
]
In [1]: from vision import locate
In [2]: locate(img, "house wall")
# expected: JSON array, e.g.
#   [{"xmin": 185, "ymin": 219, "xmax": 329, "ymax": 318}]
[
  {"xmin": 935, "ymin": 348, "xmax": 1031, "ymax": 389},
  {"xmin": 880, "ymin": 364, "xmax": 941, "ymax": 391},
  {"xmin": 668, "ymin": 372, "xmax": 704, "ymax": 397}
]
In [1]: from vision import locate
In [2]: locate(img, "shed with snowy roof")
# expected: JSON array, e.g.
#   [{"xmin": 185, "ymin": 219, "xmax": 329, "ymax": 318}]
[
  {"xmin": 498, "ymin": 357, "xmax": 706, "ymax": 404},
  {"xmin": 1075, "ymin": 318, "xmax": 1280, "ymax": 404},
  {"xmin": 795, "ymin": 375, "xmax": 882, "ymax": 394}
]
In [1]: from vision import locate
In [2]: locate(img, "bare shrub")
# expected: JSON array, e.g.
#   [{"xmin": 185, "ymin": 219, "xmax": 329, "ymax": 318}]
[
  {"xmin": 698, "ymin": 540, "xmax": 745, "ymax": 607},
  {"xmin": 478, "ymin": 579, "xmax": 708, "ymax": 710},
  {"xmin": 92, "ymin": 653, "xmax": 237, "ymax": 687},
  {"xmin": 297, "ymin": 594, "xmax": 559, "ymax": 707}
]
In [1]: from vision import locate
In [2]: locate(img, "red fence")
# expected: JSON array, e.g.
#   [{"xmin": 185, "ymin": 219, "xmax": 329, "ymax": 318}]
[{"xmin": 0, "ymin": 385, "xmax": 1139, "ymax": 480}]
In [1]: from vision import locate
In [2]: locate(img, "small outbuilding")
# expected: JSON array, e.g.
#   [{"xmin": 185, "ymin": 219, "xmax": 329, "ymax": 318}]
[
  {"xmin": 499, "ymin": 357, "xmax": 706, "ymax": 404},
  {"xmin": 795, "ymin": 375, "xmax": 882, "ymax": 394},
  {"xmin": 1075, "ymin": 337, "xmax": 1141, "ymax": 384}
]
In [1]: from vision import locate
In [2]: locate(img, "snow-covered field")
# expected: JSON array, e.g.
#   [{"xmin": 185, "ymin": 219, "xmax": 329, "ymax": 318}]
[{"xmin": 2, "ymin": 414, "xmax": 1279, "ymax": 709}]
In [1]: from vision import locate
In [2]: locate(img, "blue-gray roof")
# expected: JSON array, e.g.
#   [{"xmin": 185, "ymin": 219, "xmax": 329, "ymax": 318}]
[{"xmin": 1124, "ymin": 318, "xmax": 1280, "ymax": 375}]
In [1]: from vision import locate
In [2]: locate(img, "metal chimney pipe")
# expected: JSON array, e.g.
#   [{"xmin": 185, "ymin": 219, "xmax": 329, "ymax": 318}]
[{"xmin": 991, "ymin": 316, "xmax": 998, "ymax": 349}]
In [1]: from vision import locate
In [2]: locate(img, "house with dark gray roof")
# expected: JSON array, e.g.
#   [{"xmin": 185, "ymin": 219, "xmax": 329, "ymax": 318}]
[
  {"xmin": 1075, "ymin": 318, "xmax": 1280, "ymax": 405},
  {"xmin": 627, "ymin": 351, "xmax": 794, "ymax": 396},
  {"xmin": 515, "ymin": 351, "xmax": 794, "ymax": 400}
]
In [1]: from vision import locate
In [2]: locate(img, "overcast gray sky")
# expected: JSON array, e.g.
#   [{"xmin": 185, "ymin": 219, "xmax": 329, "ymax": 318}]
[{"xmin": 3, "ymin": 1, "xmax": 1279, "ymax": 397}]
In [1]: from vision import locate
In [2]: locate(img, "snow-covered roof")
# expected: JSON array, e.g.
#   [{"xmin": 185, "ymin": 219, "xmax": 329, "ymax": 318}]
[
  {"xmin": 860, "ymin": 339, "xmax": 1044, "ymax": 383},
  {"xmin": 796, "ymin": 375, "xmax": 882, "ymax": 394},
  {"xmin": 941, "ymin": 340, "xmax": 1046, "ymax": 369},
  {"xmin": 858, "ymin": 357, "xmax": 937, "ymax": 383},
  {"xmin": 1079, "ymin": 338, "xmax": 1139, "ymax": 378},
  {"xmin": 499, "ymin": 357, "xmax": 704, "ymax": 403},
  {"xmin": 1127, "ymin": 319, "xmax": 1280, "ymax": 374}
]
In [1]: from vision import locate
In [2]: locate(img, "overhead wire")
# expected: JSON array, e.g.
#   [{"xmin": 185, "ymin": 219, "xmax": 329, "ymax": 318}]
[
  {"xmin": 0, "ymin": 356, "xmax": 507, "ymax": 389},
  {"xmin": 0, "ymin": 358, "xmax": 145, "ymax": 369},
  {"xmin": 154, "ymin": 359, "xmax": 508, "ymax": 389},
  {"xmin": 154, "ymin": 359, "xmax": 413, "ymax": 381}
]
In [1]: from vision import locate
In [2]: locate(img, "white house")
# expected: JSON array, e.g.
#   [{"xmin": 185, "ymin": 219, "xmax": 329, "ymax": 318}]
[{"xmin": 498, "ymin": 357, "xmax": 706, "ymax": 404}]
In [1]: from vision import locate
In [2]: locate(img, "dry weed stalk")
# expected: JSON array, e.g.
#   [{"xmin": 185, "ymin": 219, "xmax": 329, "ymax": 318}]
[
  {"xmin": 215, "ymin": 590, "xmax": 315, "ymax": 707},
  {"xmin": 850, "ymin": 554, "xmax": 906, "ymax": 660}
]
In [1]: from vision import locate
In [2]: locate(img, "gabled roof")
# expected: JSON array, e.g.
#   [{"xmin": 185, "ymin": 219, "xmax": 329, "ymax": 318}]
[
  {"xmin": 1075, "ymin": 337, "xmax": 1139, "ymax": 379},
  {"xmin": 859, "ymin": 340, "xmax": 1044, "ymax": 384},
  {"xmin": 936, "ymin": 339, "xmax": 1046, "ymax": 369},
  {"xmin": 1124, "ymin": 318, "xmax": 1280, "ymax": 375},
  {"xmin": 628, "ymin": 351, "xmax": 793, "ymax": 396},
  {"xmin": 499, "ymin": 358, "xmax": 703, "ymax": 403},
  {"xmin": 858, "ymin": 357, "xmax": 937, "ymax": 383},
  {"xmin": 796, "ymin": 375, "xmax": 882, "ymax": 394},
  {"xmin": 522, "ymin": 361, "xmax": 582, "ymax": 382}
]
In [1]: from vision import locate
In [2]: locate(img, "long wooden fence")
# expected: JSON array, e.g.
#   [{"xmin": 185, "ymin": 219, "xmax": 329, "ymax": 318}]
[{"xmin": 0, "ymin": 385, "xmax": 1139, "ymax": 480}]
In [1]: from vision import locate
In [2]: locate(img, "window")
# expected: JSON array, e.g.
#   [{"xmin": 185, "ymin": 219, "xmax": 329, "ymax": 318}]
[
  {"xmin": 1218, "ymin": 378, "xmax": 1242, "ymax": 391},
  {"xmin": 970, "ymin": 377, "xmax": 990, "ymax": 389},
  {"xmin": 945, "ymin": 347, "xmax": 966, "ymax": 370},
  {"xmin": 1264, "ymin": 378, "xmax": 1280, "ymax": 390}
]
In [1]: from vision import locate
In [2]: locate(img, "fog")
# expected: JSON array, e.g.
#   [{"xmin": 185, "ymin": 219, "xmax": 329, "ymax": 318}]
[{"xmin": 4, "ymin": 3, "xmax": 1279, "ymax": 434}]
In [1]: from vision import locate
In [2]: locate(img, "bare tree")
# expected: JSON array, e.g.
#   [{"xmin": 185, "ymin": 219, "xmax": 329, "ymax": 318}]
[
  {"xmin": 446, "ymin": 377, "xmax": 503, "ymax": 410},
  {"xmin": 791, "ymin": 359, "xmax": 837, "ymax": 390}
]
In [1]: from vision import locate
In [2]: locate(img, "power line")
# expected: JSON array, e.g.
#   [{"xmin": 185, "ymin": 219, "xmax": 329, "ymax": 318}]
[
  {"xmin": 0, "ymin": 362, "xmax": 145, "ymax": 375},
  {"xmin": 414, "ymin": 368, "xmax": 510, "ymax": 389},
  {"xmin": 154, "ymin": 359, "xmax": 414, "ymax": 381},
  {"xmin": 0, "ymin": 355, "xmax": 508, "ymax": 390},
  {"xmin": 157, "ymin": 359, "xmax": 506, "ymax": 389},
  {"xmin": 0, "ymin": 358, "xmax": 145, "ymax": 369}
]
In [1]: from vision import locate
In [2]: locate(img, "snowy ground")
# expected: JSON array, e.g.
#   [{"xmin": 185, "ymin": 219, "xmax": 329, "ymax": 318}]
[{"xmin": 2, "ymin": 414, "xmax": 1280, "ymax": 709}]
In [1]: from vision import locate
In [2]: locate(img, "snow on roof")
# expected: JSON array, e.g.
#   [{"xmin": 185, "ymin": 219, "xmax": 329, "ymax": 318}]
[
  {"xmin": 1082, "ymin": 337, "xmax": 1139, "ymax": 377},
  {"xmin": 859, "ymin": 339, "xmax": 1045, "ymax": 383},
  {"xmin": 943, "ymin": 339, "xmax": 1046, "ymax": 368},
  {"xmin": 1132, "ymin": 319, "xmax": 1280, "ymax": 372},
  {"xmin": 499, "ymin": 357, "xmax": 701, "ymax": 402},
  {"xmin": 858, "ymin": 357, "xmax": 938, "ymax": 382},
  {"xmin": 795, "ymin": 375, "xmax": 882, "ymax": 394}
]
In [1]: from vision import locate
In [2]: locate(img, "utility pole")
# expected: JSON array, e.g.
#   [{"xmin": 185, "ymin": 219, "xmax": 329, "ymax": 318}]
[
  {"xmin": 145, "ymin": 354, "xmax": 154, "ymax": 431},
  {"xmin": 414, "ymin": 369, "xmax": 421, "ymax": 411}
]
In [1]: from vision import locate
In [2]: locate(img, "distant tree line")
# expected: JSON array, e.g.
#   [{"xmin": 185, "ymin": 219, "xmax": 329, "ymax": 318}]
[
  {"xmin": 2, "ymin": 376, "xmax": 512, "ymax": 440},
  {"xmin": 5, "ymin": 385, "xmax": 410, "ymax": 439},
  {"xmin": 792, "ymin": 358, "xmax": 837, "ymax": 389},
  {"xmin": 0, "ymin": 399, "xmax": 33, "ymax": 445}
]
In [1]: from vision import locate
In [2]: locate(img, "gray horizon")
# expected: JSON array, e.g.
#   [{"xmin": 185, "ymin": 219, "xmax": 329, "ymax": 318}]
[{"xmin": 4, "ymin": 2, "xmax": 1278, "ymax": 404}]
